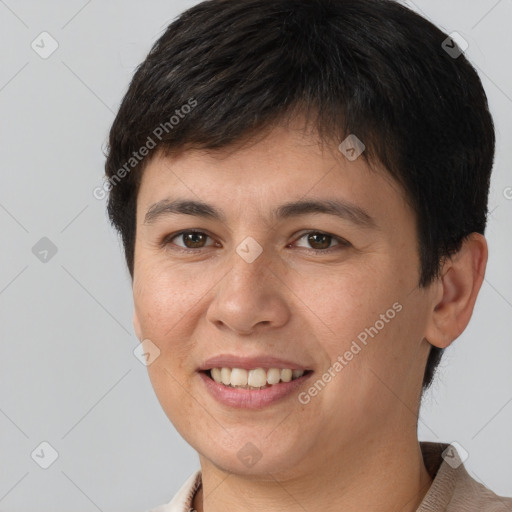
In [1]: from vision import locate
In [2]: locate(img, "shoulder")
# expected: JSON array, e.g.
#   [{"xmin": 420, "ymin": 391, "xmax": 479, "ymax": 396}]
[
  {"xmin": 418, "ymin": 442, "xmax": 512, "ymax": 512},
  {"xmin": 449, "ymin": 467, "xmax": 512, "ymax": 511}
]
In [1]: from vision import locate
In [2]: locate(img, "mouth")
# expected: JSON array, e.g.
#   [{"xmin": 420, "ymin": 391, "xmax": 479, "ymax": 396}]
[{"xmin": 200, "ymin": 367, "xmax": 314, "ymax": 390}]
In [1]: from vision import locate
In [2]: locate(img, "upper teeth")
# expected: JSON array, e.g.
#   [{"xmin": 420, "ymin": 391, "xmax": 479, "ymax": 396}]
[{"xmin": 210, "ymin": 367, "xmax": 305, "ymax": 388}]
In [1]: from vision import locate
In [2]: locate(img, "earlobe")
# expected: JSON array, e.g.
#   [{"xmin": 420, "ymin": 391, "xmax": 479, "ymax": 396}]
[{"xmin": 425, "ymin": 233, "xmax": 488, "ymax": 349}]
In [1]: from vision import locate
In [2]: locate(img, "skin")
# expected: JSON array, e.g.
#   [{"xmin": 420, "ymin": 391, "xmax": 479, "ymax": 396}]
[{"xmin": 132, "ymin": 118, "xmax": 487, "ymax": 512}]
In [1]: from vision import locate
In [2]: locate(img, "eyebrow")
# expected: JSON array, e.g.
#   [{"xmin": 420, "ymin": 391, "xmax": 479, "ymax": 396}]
[{"xmin": 143, "ymin": 198, "xmax": 377, "ymax": 229}]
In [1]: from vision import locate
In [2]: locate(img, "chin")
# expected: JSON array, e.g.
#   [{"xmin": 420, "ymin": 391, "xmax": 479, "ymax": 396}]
[{"xmin": 195, "ymin": 433, "xmax": 310, "ymax": 479}]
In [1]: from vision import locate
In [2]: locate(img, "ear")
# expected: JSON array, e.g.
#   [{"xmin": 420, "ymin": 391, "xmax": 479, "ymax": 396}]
[
  {"xmin": 133, "ymin": 310, "xmax": 143, "ymax": 341},
  {"xmin": 424, "ymin": 233, "xmax": 488, "ymax": 349}
]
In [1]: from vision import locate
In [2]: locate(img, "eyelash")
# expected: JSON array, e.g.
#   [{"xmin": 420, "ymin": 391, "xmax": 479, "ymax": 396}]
[{"xmin": 161, "ymin": 230, "xmax": 350, "ymax": 254}]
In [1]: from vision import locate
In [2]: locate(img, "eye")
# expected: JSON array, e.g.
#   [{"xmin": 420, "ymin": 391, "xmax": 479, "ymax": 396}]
[
  {"xmin": 162, "ymin": 230, "xmax": 350, "ymax": 253},
  {"xmin": 163, "ymin": 230, "xmax": 217, "ymax": 251},
  {"xmin": 291, "ymin": 231, "xmax": 349, "ymax": 253}
]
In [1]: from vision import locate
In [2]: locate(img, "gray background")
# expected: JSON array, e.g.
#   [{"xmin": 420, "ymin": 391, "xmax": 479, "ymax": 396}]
[{"xmin": 0, "ymin": 1, "xmax": 511, "ymax": 511}]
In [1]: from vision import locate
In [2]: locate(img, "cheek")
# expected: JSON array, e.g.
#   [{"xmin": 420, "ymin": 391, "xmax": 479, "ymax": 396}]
[
  {"xmin": 295, "ymin": 264, "xmax": 402, "ymax": 353},
  {"xmin": 134, "ymin": 262, "xmax": 207, "ymax": 334},
  {"xmin": 133, "ymin": 270, "xmax": 207, "ymax": 381}
]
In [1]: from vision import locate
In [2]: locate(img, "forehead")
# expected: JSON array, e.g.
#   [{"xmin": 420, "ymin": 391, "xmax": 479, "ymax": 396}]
[{"xmin": 136, "ymin": 123, "xmax": 409, "ymax": 227}]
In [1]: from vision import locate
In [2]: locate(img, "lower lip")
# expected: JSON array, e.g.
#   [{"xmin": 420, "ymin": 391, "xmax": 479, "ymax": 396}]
[{"xmin": 199, "ymin": 371, "xmax": 313, "ymax": 409}]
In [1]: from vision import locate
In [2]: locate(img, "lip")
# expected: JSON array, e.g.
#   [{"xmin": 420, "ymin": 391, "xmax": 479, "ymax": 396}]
[
  {"xmin": 199, "ymin": 370, "xmax": 313, "ymax": 409},
  {"xmin": 199, "ymin": 354, "xmax": 313, "ymax": 371}
]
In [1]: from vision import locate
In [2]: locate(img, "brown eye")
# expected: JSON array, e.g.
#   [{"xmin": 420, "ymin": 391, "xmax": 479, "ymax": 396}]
[
  {"xmin": 306, "ymin": 233, "xmax": 332, "ymax": 250},
  {"xmin": 182, "ymin": 232, "xmax": 207, "ymax": 248},
  {"xmin": 165, "ymin": 231, "xmax": 215, "ymax": 250},
  {"xmin": 293, "ymin": 231, "xmax": 349, "ymax": 253}
]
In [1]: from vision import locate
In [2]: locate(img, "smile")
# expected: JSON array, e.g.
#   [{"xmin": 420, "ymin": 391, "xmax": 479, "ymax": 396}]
[
  {"xmin": 199, "ymin": 367, "xmax": 313, "ymax": 409},
  {"xmin": 207, "ymin": 367, "xmax": 310, "ymax": 389}
]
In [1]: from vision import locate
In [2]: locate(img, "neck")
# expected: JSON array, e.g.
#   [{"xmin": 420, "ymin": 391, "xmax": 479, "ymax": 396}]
[{"xmin": 192, "ymin": 437, "xmax": 433, "ymax": 512}]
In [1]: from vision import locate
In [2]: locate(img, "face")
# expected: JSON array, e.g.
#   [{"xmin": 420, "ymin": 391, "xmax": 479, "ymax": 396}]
[{"xmin": 132, "ymin": 121, "xmax": 436, "ymax": 479}]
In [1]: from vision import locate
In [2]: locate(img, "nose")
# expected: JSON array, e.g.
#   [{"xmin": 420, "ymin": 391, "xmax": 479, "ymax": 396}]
[{"xmin": 205, "ymin": 248, "xmax": 291, "ymax": 336}]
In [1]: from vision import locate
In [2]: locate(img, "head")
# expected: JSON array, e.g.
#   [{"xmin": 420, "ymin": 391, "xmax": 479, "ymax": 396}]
[{"xmin": 104, "ymin": 0, "xmax": 494, "ymax": 476}]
